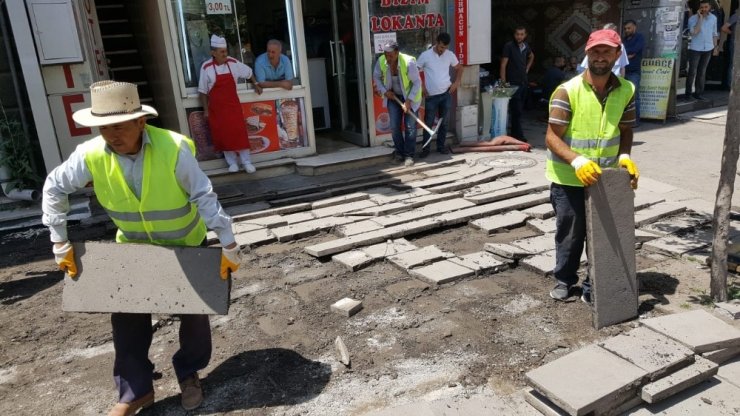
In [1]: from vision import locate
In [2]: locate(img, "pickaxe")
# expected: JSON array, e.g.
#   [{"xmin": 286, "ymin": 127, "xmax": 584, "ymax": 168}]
[{"xmin": 391, "ymin": 95, "xmax": 443, "ymax": 150}]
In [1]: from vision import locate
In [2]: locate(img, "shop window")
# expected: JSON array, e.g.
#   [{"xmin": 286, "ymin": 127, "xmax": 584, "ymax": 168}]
[
  {"xmin": 170, "ymin": 0, "xmax": 300, "ymax": 90},
  {"xmin": 368, "ymin": 0, "xmax": 447, "ymax": 58}
]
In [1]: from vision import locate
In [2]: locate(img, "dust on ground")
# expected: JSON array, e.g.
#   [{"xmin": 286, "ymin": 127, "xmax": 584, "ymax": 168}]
[{"xmin": 0, "ymin": 221, "xmax": 732, "ymax": 415}]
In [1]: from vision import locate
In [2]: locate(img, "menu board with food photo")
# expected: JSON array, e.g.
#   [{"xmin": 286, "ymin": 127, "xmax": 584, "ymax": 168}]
[{"xmin": 186, "ymin": 108, "xmax": 221, "ymax": 161}]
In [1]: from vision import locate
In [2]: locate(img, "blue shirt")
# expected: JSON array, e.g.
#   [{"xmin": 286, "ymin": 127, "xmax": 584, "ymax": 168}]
[
  {"xmin": 254, "ymin": 53, "xmax": 294, "ymax": 82},
  {"xmin": 623, "ymin": 33, "xmax": 645, "ymax": 74},
  {"xmin": 689, "ymin": 13, "xmax": 718, "ymax": 52}
]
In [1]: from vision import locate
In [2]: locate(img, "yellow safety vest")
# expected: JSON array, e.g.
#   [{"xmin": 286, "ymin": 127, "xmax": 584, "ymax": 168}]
[
  {"xmin": 546, "ymin": 75, "xmax": 634, "ymax": 187},
  {"xmin": 82, "ymin": 125, "xmax": 207, "ymax": 246},
  {"xmin": 379, "ymin": 53, "xmax": 423, "ymax": 105}
]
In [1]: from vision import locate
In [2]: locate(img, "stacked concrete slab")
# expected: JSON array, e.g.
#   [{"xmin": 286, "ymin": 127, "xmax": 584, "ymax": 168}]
[{"xmin": 525, "ymin": 310, "xmax": 740, "ymax": 415}]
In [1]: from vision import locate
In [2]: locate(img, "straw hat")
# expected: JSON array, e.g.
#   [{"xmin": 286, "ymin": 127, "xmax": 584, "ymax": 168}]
[{"xmin": 72, "ymin": 81, "xmax": 158, "ymax": 127}]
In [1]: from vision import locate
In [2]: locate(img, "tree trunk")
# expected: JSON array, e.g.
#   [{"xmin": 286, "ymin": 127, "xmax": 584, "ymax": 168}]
[{"xmin": 710, "ymin": 27, "xmax": 740, "ymax": 302}]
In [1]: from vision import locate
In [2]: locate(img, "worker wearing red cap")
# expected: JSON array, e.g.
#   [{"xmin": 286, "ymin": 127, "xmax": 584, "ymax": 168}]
[{"xmin": 545, "ymin": 29, "xmax": 640, "ymax": 304}]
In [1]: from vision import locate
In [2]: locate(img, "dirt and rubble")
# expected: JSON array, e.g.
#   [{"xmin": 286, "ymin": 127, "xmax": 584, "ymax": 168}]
[{"xmin": 0, "ymin": 210, "xmax": 734, "ymax": 415}]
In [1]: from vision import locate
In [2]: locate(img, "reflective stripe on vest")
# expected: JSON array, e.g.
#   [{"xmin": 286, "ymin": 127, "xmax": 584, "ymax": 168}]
[
  {"xmin": 82, "ymin": 124, "xmax": 207, "ymax": 246},
  {"xmin": 546, "ymin": 75, "xmax": 634, "ymax": 187},
  {"xmin": 379, "ymin": 53, "xmax": 422, "ymax": 104}
]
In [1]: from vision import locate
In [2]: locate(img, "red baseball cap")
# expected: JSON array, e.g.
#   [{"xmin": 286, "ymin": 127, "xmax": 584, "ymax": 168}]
[{"xmin": 585, "ymin": 29, "xmax": 622, "ymax": 51}]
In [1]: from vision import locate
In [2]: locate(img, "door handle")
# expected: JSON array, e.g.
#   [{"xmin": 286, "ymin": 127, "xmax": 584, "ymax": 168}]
[
  {"xmin": 339, "ymin": 40, "xmax": 346, "ymax": 76},
  {"xmin": 329, "ymin": 40, "xmax": 337, "ymax": 76}
]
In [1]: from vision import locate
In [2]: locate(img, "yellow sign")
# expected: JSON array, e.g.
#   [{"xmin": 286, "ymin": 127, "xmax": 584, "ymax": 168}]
[{"xmin": 639, "ymin": 58, "xmax": 674, "ymax": 121}]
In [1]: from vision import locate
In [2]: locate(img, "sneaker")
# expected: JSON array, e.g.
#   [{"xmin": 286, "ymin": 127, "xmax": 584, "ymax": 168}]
[
  {"xmin": 227, "ymin": 164, "xmax": 239, "ymax": 173},
  {"xmin": 108, "ymin": 391, "xmax": 154, "ymax": 416},
  {"xmin": 404, "ymin": 157, "xmax": 414, "ymax": 167},
  {"xmin": 549, "ymin": 283, "xmax": 572, "ymax": 301},
  {"xmin": 244, "ymin": 162, "xmax": 256, "ymax": 173},
  {"xmin": 437, "ymin": 147, "xmax": 450, "ymax": 154},
  {"xmin": 393, "ymin": 152, "xmax": 404, "ymax": 163},
  {"xmin": 179, "ymin": 373, "xmax": 203, "ymax": 410},
  {"xmin": 419, "ymin": 148, "xmax": 430, "ymax": 158},
  {"xmin": 581, "ymin": 290, "xmax": 592, "ymax": 305}
]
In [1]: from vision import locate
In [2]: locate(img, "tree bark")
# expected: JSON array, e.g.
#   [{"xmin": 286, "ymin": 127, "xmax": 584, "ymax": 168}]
[{"xmin": 710, "ymin": 27, "xmax": 740, "ymax": 302}]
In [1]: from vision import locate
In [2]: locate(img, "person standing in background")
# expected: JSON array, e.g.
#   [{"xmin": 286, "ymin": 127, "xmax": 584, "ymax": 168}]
[
  {"xmin": 685, "ymin": 0, "xmax": 719, "ymax": 101},
  {"xmin": 500, "ymin": 26, "xmax": 534, "ymax": 142},
  {"xmin": 623, "ymin": 20, "xmax": 645, "ymax": 126},
  {"xmin": 199, "ymin": 35, "xmax": 262, "ymax": 173}
]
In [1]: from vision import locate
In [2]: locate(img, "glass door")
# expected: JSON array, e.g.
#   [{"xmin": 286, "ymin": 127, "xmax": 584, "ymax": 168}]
[{"xmin": 329, "ymin": 0, "xmax": 367, "ymax": 146}]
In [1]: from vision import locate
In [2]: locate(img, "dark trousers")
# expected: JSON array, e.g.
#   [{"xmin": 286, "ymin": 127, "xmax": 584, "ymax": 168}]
[
  {"xmin": 686, "ymin": 49, "xmax": 712, "ymax": 96},
  {"xmin": 387, "ymin": 97, "xmax": 417, "ymax": 159},
  {"xmin": 625, "ymin": 71, "xmax": 641, "ymax": 121},
  {"xmin": 112, "ymin": 313, "xmax": 212, "ymax": 403},
  {"xmin": 550, "ymin": 183, "xmax": 589, "ymax": 292},
  {"xmin": 423, "ymin": 91, "xmax": 450, "ymax": 151},
  {"xmin": 508, "ymin": 82, "xmax": 527, "ymax": 139}
]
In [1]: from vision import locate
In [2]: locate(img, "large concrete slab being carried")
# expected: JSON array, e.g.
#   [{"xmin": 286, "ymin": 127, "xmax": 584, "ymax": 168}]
[
  {"xmin": 640, "ymin": 309, "xmax": 740, "ymax": 353},
  {"xmin": 63, "ymin": 242, "xmax": 229, "ymax": 315},
  {"xmin": 585, "ymin": 169, "xmax": 637, "ymax": 329}
]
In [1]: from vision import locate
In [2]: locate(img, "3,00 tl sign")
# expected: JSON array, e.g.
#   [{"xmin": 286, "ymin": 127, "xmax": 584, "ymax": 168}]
[{"xmin": 206, "ymin": 0, "xmax": 232, "ymax": 14}]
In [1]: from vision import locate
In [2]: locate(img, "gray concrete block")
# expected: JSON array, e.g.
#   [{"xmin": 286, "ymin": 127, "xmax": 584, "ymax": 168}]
[
  {"xmin": 702, "ymin": 346, "xmax": 740, "ymax": 364},
  {"xmin": 630, "ymin": 376, "xmax": 740, "ymax": 415},
  {"xmin": 332, "ymin": 250, "xmax": 375, "ymax": 271},
  {"xmin": 523, "ymin": 203, "xmax": 555, "ymax": 219},
  {"xmin": 448, "ymin": 251, "xmax": 508, "ymax": 275},
  {"xmin": 470, "ymin": 211, "xmax": 530, "ymax": 234},
  {"xmin": 305, "ymin": 228, "xmax": 396, "ymax": 257},
  {"xmin": 527, "ymin": 217, "xmax": 558, "ymax": 234},
  {"xmin": 634, "ymin": 202, "xmax": 686, "ymax": 227},
  {"xmin": 235, "ymin": 228, "xmax": 276, "ymax": 247},
  {"xmin": 410, "ymin": 260, "xmax": 476, "ymax": 284},
  {"xmin": 599, "ymin": 326, "xmax": 695, "ymax": 380},
  {"xmin": 330, "ymin": 297, "xmax": 363, "ymax": 317},
  {"xmin": 510, "ymin": 234, "xmax": 556, "ymax": 254},
  {"xmin": 427, "ymin": 169, "xmax": 515, "ymax": 193},
  {"xmin": 484, "ymin": 243, "xmax": 533, "ymax": 259},
  {"xmin": 714, "ymin": 300, "xmax": 740, "ymax": 319},
  {"xmin": 586, "ymin": 169, "xmax": 637, "ymax": 329},
  {"xmin": 336, "ymin": 220, "xmax": 385, "ymax": 237},
  {"xmin": 641, "ymin": 229, "xmax": 713, "ymax": 258},
  {"xmin": 520, "ymin": 250, "xmax": 556, "ymax": 275},
  {"xmin": 389, "ymin": 217, "xmax": 442, "ymax": 238},
  {"xmin": 523, "ymin": 388, "xmax": 569, "ymax": 416},
  {"xmin": 63, "ymin": 242, "xmax": 229, "ymax": 314},
  {"xmin": 272, "ymin": 216, "xmax": 355, "ymax": 242},
  {"xmin": 640, "ymin": 309, "xmax": 740, "ymax": 353},
  {"xmin": 310, "ymin": 192, "xmax": 369, "ymax": 209},
  {"xmin": 463, "ymin": 183, "xmax": 550, "ymax": 205},
  {"xmin": 525, "ymin": 344, "xmax": 647, "ymax": 416},
  {"xmin": 361, "ymin": 238, "xmax": 417, "ymax": 259},
  {"xmin": 641, "ymin": 356, "xmax": 718, "ymax": 403},
  {"xmin": 388, "ymin": 245, "xmax": 454, "ymax": 270}
]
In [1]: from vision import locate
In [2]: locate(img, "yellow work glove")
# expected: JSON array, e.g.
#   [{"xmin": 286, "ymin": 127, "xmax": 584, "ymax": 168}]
[
  {"xmin": 220, "ymin": 245, "xmax": 242, "ymax": 280},
  {"xmin": 570, "ymin": 156, "xmax": 602, "ymax": 186},
  {"xmin": 52, "ymin": 241, "xmax": 77, "ymax": 278},
  {"xmin": 618, "ymin": 154, "xmax": 640, "ymax": 189}
]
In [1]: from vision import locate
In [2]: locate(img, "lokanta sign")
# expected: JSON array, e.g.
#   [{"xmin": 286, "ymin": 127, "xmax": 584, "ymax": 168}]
[
  {"xmin": 370, "ymin": 0, "xmax": 444, "ymax": 32},
  {"xmin": 639, "ymin": 58, "xmax": 674, "ymax": 121}
]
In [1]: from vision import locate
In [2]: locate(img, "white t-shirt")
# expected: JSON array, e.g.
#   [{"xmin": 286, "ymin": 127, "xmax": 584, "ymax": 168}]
[
  {"xmin": 197, "ymin": 57, "xmax": 253, "ymax": 95},
  {"xmin": 577, "ymin": 52, "xmax": 629, "ymax": 76},
  {"xmin": 416, "ymin": 48, "xmax": 459, "ymax": 96}
]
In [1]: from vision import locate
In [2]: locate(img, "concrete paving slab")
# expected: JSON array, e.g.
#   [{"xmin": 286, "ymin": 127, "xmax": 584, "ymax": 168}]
[
  {"xmin": 702, "ymin": 346, "xmax": 740, "ymax": 365},
  {"xmin": 231, "ymin": 202, "xmax": 311, "ymax": 221},
  {"xmin": 232, "ymin": 222, "xmax": 266, "ymax": 234},
  {"xmin": 410, "ymin": 260, "xmax": 476, "ymax": 285},
  {"xmin": 715, "ymin": 300, "xmax": 740, "ymax": 319},
  {"xmin": 526, "ymin": 344, "xmax": 647, "ymax": 416},
  {"xmin": 437, "ymin": 191, "xmax": 550, "ymax": 225},
  {"xmin": 427, "ymin": 169, "xmax": 515, "ymax": 193},
  {"xmin": 271, "ymin": 216, "xmax": 355, "ymax": 242},
  {"xmin": 362, "ymin": 238, "xmax": 417, "ymax": 259},
  {"xmin": 390, "ymin": 217, "xmax": 443, "ymax": 238},
  {"xmin": 304, "ymin": 227, "xmax": 396, "ymax": 257},
  {"xmin": 635, "ymin": 229, "xmax": 661, "ymax": 243},
  {"xmin": 484, "ymin": 243, "xmax": 533, "ymax": 259},
  {"xmin": 448, "ymin": 252, "xmax": 508, "ymax": 275},
  {"xmin": 629, "ymin": 376, "xmax": 740, "ymax": 415},
  {"xmin": 463, "ymin": 183, "xmax": 550, "ymax": 205},
  {"xmin": 682, "ymin": 247, "xmax": 711, "ymax": 265},
  {"xmin": 599, "ymin": 326, "xmax": 695, "ymax": 381},
  {"xmin": 403, "ymin": 172, "xmax": 466, "ymax": 188},
  {"xmin": 717, "ymin": 356, "xmax": 740, "ymax": 389},
  {"xmin": 640, "ymin": 213, "xmax": 711, "ymax": 236},
  {"xmin": 462, "ymin": 178, "xmax": 524, "ymax": 197},
  {"xmin": 633, "ymin": 191, "xmax": 666, "ymax": 211},
  {"xmin": 419, "ymin": 165, "xmax": 464, "ymax": 177},
  {"xmin": 510, "ymin": 234, "xmax": 556, "ymax": 254},
  {"xmin": 586, "ymin": 169, "xmax": 637, "ymax": 329},
  {"xmin": 63, "ymin": 242, "xmax": 228, "ymax": 314},
  {"xmin": 310, "ymin": 192, "xmax": 369, "ymax": 209},
  {"xmin": 235, "ymin": 228, "xmax": 276, "ymax": 247},
  {"xmin": 367, "ymin": 187, "xmax": 431, "ymax": 204},
  {"xmin": 640, "ymin": 309, "xmax": 740, "ymax": 353},
  {"xmin": 349, "ymin": 202, "xmax": 410, "ymax": 216},
  {"xmin": 332, "ymin": 250, "xmax": 375, "ymax": 271},
  {"xmin": 403, "ymin": 192, "xmax": 463, "ymax": 208},
  {"xmin": 641, "ymin": 356, "xmax": 718, "ymax": 403},
  {"xmin": 527, "ymin": 217, "xmax": 557, "ymax": 234},
  {"xmin": 388, "ymin": 245, "xmax": 454, "ymax": 270},
  {"xmin": 330, "ymin": 297, "xmax": 363, "ymax": 317},
  {"xmin": 336, "ymin": 220, "xmax": 385, "ymax": 237},
  {"xmin": 470, "ymin": 211, "xmax": 530, "ymax": 234},
  {"xmin": 282, "ymin": 211, "xmax": 317, "ymax": 224},
  {"xmin": 373, "ymin": 198, "xmax": 475, "ymax": 227},
  {"xmin": 641, "ymin": 229, "xmax": 713, "ymax": 258},
  {"xmin": 523, "ymin": 203, "xmax": 555, "ymax": 219},
  {"xmin": 634, "ymin": 202, "xmax": 687, "ymax": 228},
  {"xmin": 312, "ymin": 199, "xmax": 378, "ymax": 218},
  {"xmin": 520, "ymin": 250, "xmax": 556, "ymax": 275},
  {"xmin": 247, "ymin": 214, "xmax": 288, "ymax": 228},
  {"xmin": 638, "ymin": 177, "xmax": 679, "ymax": 194}
]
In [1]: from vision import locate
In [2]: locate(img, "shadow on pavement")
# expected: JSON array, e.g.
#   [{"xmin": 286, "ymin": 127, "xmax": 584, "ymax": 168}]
[
  {"xmin": 638, "ymin": 271, "xmax": 679, "ymax": 313},
  {"xmin": 0, "ymin": 270, "xmax": 63, "ymax": 305}
]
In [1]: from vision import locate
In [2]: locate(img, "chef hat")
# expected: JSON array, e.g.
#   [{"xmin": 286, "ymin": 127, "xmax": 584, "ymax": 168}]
[{"xmin": 210, "ymin": 34, "xmax": 227, "ymax": 49}]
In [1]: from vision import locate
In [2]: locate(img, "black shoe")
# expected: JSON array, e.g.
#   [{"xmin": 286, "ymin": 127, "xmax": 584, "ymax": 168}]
[
  {"xmin": 581, "ymin": 291, "xmax": 592, "ymax": 305},
  {"xmin": 437, "ymin": 147, "xmax": 450, "ymax": 154},
  {"xmin": 419, "ymin": 148, "xmax": 430, "ymax": 158},
  {"xmin": 393, "ymin": 152, "xmax": 404, "ymax": 163},
  {"xmin": 680, "ymin": 94, "xmax": 694, "ymax": 101},
  {"xmin": 693, "ymin": 94, "xmax": 708, "ymax": 101}
]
